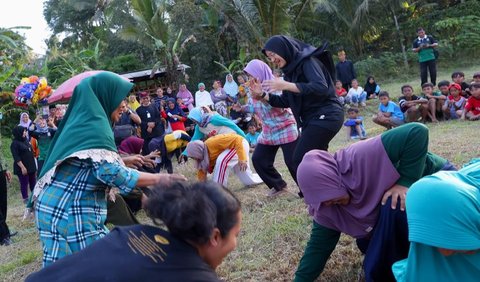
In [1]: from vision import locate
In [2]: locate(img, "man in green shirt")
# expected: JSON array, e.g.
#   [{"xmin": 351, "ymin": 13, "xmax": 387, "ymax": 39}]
[{"xmin": 412, "ymin": 27, "xmax": 438, "ymax": 87}]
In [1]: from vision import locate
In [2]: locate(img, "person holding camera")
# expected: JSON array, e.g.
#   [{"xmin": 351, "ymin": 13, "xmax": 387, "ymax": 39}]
[{"xmin": 412, "ymin": 27, "xmax": 438, "ymax": 86}]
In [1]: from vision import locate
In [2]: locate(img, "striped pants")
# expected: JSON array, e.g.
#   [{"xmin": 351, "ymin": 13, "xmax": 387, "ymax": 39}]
[{"xmin": 213, "ymin": 139, "xmax": 263, "ymax": 187}]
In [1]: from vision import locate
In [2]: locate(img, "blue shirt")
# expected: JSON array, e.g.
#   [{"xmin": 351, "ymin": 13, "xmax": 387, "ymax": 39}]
[
  {"xmin": 379, "ymin": 101, "xmax": 404, "ymax": 120},
  {"xmin": 245, "ymin": 132, "xmax": 260, "ymax": 147}
]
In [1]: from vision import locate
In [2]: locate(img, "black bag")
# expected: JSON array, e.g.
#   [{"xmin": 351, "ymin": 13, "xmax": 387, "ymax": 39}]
[{"xmin": 113, "ymin": 124, "xmax": 135, "ymax": 144}]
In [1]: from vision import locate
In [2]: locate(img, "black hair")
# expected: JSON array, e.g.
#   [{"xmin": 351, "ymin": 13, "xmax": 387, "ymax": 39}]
[
  {"xmin": 437, "ymin": 80, "xmax": 450, "ymax": 88},
  {"xmin": 378, "ymin": 91, "xmax": 390, "ymax": 98},
  {"xmin": 143, "ymin": 181, "xmax": 241, "ymax": 245},
  {"xmin": 421, "ymin": 82, "xmax": 434, "ymax": 89},
  {"xmin": 417, "ymin": 27, "xmax": 424, "ymax": 32},
  {"xmin": 451, "ymin": 71, "xmax": 465, "ymax": 78},
  {"xmin": 335, "ymin": 80, "xmax": 343, "ymax": 84},
  {"xmin": 347, "ymin": 107, "xmax": 359, "ymax": 113},
  {"xmin": 471, "ymin": 82, "xmax": 480, "ymax": 90},
  {"xmin": 401, "ymin": 84, "xmax": 413, "ymax": 93}
]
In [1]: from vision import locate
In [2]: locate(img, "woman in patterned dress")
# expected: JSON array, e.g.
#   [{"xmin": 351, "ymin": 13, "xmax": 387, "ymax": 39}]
[{"xmin": 34, "ymin": 72, "xmax": 185, "ymax": 267}]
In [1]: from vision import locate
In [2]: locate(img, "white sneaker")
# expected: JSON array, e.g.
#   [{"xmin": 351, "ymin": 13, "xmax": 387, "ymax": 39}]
[{"xmin": 360, "ymin": 102, "xmax": 366, "ymax": 107}]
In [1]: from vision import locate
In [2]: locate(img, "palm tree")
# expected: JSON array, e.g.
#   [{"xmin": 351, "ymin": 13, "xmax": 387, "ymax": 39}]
[{"xmin": 118, "ymin": 0, "xmax": 193, "ymax": 85}]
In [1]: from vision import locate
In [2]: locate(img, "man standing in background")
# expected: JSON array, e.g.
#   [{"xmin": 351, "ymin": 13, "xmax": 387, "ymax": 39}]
[
  {"xmin": 412, "ymin": 27, "xmax": 438, "ymax": 86},
  {"xmin": 336, "ymin": 50, "xmax": 356, "ymax": 90}
]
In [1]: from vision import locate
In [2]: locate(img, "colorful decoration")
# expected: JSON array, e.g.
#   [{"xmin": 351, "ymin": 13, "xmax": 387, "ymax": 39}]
[{"xmin": 14, "ymin": 75, "xmax": 53, "ymax": 107}]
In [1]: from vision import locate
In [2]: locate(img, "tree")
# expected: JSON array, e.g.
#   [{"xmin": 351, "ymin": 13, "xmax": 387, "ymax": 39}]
[{"xmin": 118, "ymin": 0, "xmax": 194, "ymax": 86}]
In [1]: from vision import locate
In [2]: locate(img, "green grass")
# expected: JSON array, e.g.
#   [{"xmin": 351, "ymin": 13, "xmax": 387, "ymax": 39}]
[{"xmin": 1, "ymin": 65, "xmax": 480, "ymax": 281}]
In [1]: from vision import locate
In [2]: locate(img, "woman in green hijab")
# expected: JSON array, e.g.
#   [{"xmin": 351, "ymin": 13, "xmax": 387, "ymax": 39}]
[
  {"xmin": 34, "ymin": 72, "xmax": 185, "ymax": 267},
  {"xmin": 393, "ymin": 159, "xmax": 480, "ymax": 281}
]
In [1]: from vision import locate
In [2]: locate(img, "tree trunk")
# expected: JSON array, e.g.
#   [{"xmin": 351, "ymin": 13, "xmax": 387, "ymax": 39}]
[{"xmin": 392, "ymin": 9, "xmax": 409, "ymax": 69}]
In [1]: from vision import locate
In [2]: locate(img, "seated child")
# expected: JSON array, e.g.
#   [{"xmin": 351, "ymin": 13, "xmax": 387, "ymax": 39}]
[
  {"xmin": 372, "ymin": 91, "xmax": 405, "ymax": 129},
  {"xmin": 451, "ymin": 71, "xmax": 470, "ymax": 97},
  {"xmin": 335, "ymin": 80, "xmax": 347, "ymax": 105},
  {"xmin": 437, "ymin": 80, "xmax": 450, "ymax": 97},
  {"xmin": 185, "ymin": 133, "xmax": 263, "ymax": 188},
  {"xmin": 398, "ymin": 85, "xmax": 428, "ymax": 123},
  {"xmin": 473, "ymin": 72, "xmax": 480, "ymax": 84},
  {"xmin": 346, "ymin": 79, "xmax": 367, "ymax": 107},
  {"xmin": 343, "ymin": 108, "xmax": 366, "ymax": 140},
  {"xmin": 245, "ymin": 123, "xmax": 260, "ymax": 151},
  {"xmin": 461, "ymin": 82, "xmax": 480, "ymax": 121},
  {"xmin": 442, "ymin": 83, "xmax": 466, "ymax": 120},
  {"xmin": 364, "ymin": 76, "xmax": 380, "ymax": 99},
  {"xmin": 422, "ymin": 82, "xmax": 446, "ymax": 122}
]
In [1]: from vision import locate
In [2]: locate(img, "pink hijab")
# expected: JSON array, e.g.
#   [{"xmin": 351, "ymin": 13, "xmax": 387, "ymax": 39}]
[{"xmin": 298, "ymin": 136, "xmax": 400, "ymax": 238}]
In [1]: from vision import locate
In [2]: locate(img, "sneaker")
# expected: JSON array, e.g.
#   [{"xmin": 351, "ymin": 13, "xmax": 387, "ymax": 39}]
[
  {"xmin": 360, "ymin": 102, "xmax": 366, "ymax": 107},
  {"xmin": 267, "ymin": 188, "xmax": 288, "ymax": 197}
]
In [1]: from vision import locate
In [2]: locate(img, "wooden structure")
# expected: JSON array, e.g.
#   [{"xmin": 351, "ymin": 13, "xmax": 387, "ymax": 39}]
[{"xmin": 121, "ymin": 64, "xmax": 190, "ymax": 95}]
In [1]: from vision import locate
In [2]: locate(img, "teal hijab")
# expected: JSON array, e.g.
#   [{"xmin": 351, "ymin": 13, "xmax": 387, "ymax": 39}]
[
  {"xmin": 393, "ymin": 159, "xmax": 480, "ymax": 281},
  {"xmin": 39, "ymin": 72, "xmax": 133, "ymax": 178}
]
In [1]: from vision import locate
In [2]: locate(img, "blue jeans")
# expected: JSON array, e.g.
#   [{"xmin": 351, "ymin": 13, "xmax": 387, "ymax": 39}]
[{"xmin": 352, "ymin": 91, "xmax": 367, "ymax": 103}]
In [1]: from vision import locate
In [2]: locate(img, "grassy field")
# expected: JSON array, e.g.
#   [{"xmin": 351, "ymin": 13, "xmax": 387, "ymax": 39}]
[{"xmin": 1, "ymin": 65, "xmax": 479, "ymax": 281}]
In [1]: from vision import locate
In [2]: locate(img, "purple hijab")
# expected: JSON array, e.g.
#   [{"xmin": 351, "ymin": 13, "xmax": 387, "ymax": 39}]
[
  {"xmin": 243, "ymin": 59, "xmax": 274, "ymax": 92},
  {"xmin": 19, "ymin": 112, "xmax": 32, "ymax": 128},
  {"xmin": 176, "ymin": 85, "xmax": 194, "ymax": 106},
  {"xmin": 297, "ymin": 136, "xmax": 400, "ymax": 238}
]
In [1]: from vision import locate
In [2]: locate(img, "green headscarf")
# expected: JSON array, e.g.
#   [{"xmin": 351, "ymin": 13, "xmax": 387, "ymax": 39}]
[
  {"xmin": 39, "ymin": 71, "xmax": 133, "ymax": 178},
  {"xmin": 393, "ymin": 159, "xmax": 480, "ymax": 281}
]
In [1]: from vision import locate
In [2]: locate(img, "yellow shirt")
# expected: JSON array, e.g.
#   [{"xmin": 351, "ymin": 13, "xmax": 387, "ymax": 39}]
[
  {"xmin": 164, "ymin": 130, "xmax": 190, "ymax": 153},
  {"xmin": 197, "ymin": 134, "xmax": 246, "ymax": 181}
]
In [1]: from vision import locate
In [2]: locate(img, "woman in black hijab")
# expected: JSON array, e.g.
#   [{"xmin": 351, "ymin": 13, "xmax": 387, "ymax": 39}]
[{"xmin": 249, "ymin": 35, "xmax": 343, "ymax": 194}]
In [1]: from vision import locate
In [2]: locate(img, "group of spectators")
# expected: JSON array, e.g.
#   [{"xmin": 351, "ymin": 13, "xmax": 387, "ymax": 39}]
[{"xmin": 0, "ymin": 33, "xmax": 478, "ymax": 282}]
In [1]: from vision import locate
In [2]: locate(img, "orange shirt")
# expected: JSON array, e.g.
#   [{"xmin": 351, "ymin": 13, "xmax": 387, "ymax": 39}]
[{"xmin": 197, "ymin": 134, "xmax": 246, "ymax": 180}]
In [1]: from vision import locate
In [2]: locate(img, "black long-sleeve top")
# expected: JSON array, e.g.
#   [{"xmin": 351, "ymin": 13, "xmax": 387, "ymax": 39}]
[
  {"xmin": 335, "ymin": 60, "xmax": 356, "ymax": 84},
  {"xmin": 136, "ymin": 104, "xmax": 164, "ymax": 139},
  {"xmin": 268, "ymin": 57, "xmax": 343, "ymax": 130},
  {"xmin": 10, "ymin": 140, "xmax": 36, "ymax": 175}
]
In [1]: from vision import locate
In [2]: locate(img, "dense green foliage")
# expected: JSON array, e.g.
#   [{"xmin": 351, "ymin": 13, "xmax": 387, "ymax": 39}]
[{"xmin": 1, "ymin": 0, "xmax": 480, "ymax": 131}]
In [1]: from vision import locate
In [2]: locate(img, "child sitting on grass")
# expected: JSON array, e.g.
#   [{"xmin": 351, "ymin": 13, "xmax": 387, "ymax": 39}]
[
  {"xmin": 422, "ymin": 82, "xmax": 446, "ymax": 122},
  {"xmin": 473, "ymin": 72, "xmax": 480, "ymax": 83},
  {"xmin": 442, "ymin": 83, "xmax": 466, "ymax": 120},
  {"xmin": 373, "ymin": 91, "xmax": 405, "ymax": 129},
  {"xmin": 462, "ymin": 82, "xmax": 480, "ymax": 121},
  {"xmin": 398, "ymin": 84, "xmax": 428, "ymax": 123},
  {"xmin": 245, "ymin": 123, "xmax": 260, "ymax": 152},
  {"xmin": 335, "ymin": 80, "xmax": 347, "ymax": 106},
  {"xmin": 451, "ymin": 71, "xmax": 470, "ymax": 97},
  {"xmin": 437, "ymin": 80, "xmax": 450, "ymax": 97},
  {"xmin": 346, "ymin": 79, "xmax": 367, "ymax": 107},
  {"xmin": 343, "ymin": 108, "xmax": 366, "ymax": 140}
]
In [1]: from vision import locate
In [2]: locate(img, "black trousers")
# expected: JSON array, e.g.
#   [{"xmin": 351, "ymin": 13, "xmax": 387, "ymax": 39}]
[
  {"xmin": 419, "ymin": 59, "xmax": 437, "ymax": 86},
  {"xmin": 252, "ymin": 140, "xmax": 298, "ymax": 191},
  {"xmin": 293, "ymin": 123, "xmax": 342, "ymax": 195},
  {"xmin": 0, "ymin": 171, "xmax": 10, "ymax": 241}
]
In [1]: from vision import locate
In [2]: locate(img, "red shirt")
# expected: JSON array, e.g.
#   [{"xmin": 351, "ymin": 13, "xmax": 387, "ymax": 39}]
[
  {"xmin": 336, "ymin": 88, "xmax": 347, "ymax": 97},
  {"xmin": 465, "ymin": 96, "xmax": 480, "ymax": 115}
]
